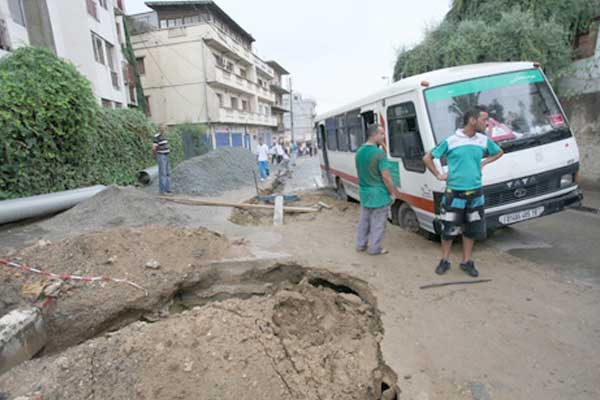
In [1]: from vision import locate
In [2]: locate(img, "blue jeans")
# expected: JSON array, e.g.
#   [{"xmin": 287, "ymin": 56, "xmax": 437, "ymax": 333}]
[
  {"xmin": 356, "ymin": 205, "xmax": 389, "ymax": 254},
  {"xmin": 258, "ymin": 160, "xmax": 269, "ymax": 180},
  {"xmin": 157, "ymin": 153, "xmax": 170, "ymax": 193}
]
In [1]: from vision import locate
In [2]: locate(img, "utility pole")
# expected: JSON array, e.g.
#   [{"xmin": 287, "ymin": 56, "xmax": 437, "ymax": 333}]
[{"xmin": 289, "ymin": 76, "xmax": 294, "ymax": 142}]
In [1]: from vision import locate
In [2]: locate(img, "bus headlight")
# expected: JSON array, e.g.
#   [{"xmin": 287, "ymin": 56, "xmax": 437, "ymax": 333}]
[{"xmin": 560, "ymin": 174, "xmax": 573, "ymax": 187}]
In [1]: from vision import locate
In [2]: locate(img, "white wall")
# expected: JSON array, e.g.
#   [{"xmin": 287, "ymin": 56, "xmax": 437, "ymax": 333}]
[
  {"xmin": 46, "ymin": 0, "xmax": 127, "ymax": 105},
  {"xmin": 0, "ymin": 0, "xmax": 30, "ymax": 58}
]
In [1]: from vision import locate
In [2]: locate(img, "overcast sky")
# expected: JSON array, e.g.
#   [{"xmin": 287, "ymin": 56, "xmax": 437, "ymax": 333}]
[{"xmin": 126, "ymin": 0, "xmax": 451, "ymax": 113}]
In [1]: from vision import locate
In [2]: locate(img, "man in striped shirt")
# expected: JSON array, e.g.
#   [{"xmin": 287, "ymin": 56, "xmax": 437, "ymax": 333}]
[{"xmin": 152, "ymin": 123, "xmax": 172, "ymax": 195}]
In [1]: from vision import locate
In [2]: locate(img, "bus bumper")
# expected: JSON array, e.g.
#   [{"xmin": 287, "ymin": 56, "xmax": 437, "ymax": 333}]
[{"xmin": 486, "ymin": 189, "xmax": 583, "ymax": 230}]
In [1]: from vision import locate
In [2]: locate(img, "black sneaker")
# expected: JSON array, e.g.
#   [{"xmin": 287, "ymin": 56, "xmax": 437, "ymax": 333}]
[
  {"xmin": 435, "ymin": 259, "xmax": 451, "ymax": 275},
  {"xmin": 460, "ymin": 260, "xmax": 479, "ymax": 277}
]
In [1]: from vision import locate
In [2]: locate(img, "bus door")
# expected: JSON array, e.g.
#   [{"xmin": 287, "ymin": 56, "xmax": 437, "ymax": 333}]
[
  {"xmin": 318, "ymin": 123, "xmax": 331, "ymax": 177},
  {"xmin": 385, "ymin": 94, "xmax": 436, "ymax": 233}
]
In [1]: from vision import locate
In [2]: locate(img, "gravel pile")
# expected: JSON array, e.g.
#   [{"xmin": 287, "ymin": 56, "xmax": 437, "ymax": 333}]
[
  {"xmin": 39, "ymin": 186, "xmax": 188, "ymax": 235},
  {"xmin": 169, "ymin": 147, "xmax": 259, "ymax": 196}
]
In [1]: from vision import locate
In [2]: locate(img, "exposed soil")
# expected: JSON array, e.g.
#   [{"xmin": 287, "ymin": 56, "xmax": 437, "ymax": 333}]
[
  {"xmin": 0, "ymin": 226, "xmax": 249, "ymax": 353},
  {"xmin": 0, "ymin": 223, "xmax": 400, "ymax": 400},
  {"xmin": 1, "ymin": 258, "xmax": 400, "ymax": 399}
]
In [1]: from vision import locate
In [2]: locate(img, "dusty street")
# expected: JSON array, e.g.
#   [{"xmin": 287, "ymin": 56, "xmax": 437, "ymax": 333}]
[{"xmin": 1, "ymin": 155, "xmax": 599, "ymax": 400}]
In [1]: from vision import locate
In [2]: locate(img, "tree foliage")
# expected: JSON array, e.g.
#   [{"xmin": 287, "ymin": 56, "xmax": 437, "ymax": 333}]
[
  {"xmin": 394, "ymin": 0, "xmax": 600, "ymax": 84},
  {"xmin": 0, "ymin": 47, "xmax": 98, "ymax": 199},
  {"xmin": 0, "ymin": 47, "xmax": 181, "ymax": 200}
]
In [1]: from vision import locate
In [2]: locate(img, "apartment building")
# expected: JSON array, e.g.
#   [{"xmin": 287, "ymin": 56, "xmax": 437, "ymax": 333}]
[
  {"xmin": 0, "ymin": 0, "xmax": 135, "ymax": 108},
  {"xmin": 130, "ymin": 1, "xmax": 290, "ymax": 149},
  {"xmin": 283, "ymin": 92, "xmax": 317, "ymax": 144}
]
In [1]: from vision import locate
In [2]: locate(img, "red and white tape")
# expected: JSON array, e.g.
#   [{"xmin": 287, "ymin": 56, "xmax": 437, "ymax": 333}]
[{"xmin": 0, "ymin": 258, "xmax": 147, "ymax": 293}]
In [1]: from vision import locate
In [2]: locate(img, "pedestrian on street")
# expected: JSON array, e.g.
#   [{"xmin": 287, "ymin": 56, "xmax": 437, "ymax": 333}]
[
  {"xmin": 355, "ymin": 125, "xmax": 401, "ymax": 255},
  {"xmin": 153, "ymin": 123, "xmax": 172, "ymax": 195},
  {"xmin": 256, "ymin": 137, "xmax": 270, "ymax": 181},
  {"xmin": 290, "ymin": 140, "xmax": 298, "ymax": 166},
  {"xmin": 275, "ymin": 138, "xmax": 285, "ymax": 164},
  {"xmin": 423, "ymin": 106, "xmax": 504, "ymax": 277}
]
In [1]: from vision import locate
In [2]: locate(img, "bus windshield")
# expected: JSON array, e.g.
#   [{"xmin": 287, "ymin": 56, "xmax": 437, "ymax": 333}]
[{"xmin": 424, "ymin": 69, "xmax": 571, "ymax": 152}]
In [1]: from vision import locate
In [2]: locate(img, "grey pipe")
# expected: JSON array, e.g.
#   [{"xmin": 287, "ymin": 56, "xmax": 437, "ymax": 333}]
[
  {"xmin": 137, "ymin": 165, "xmax": 158, "ymax": 185},
  {"xmin": 0, "ymin": 185, "xmax": 106, "ymax": 225}
]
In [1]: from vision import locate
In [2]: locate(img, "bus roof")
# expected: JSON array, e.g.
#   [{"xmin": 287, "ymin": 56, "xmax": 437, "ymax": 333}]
[{"xmin": 316, "ymin": 61, "xmax": 536, "ymax": 121}]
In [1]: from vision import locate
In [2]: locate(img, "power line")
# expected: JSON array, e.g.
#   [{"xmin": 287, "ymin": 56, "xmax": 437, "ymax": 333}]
[{"xmin": 137, "ymin": 34, "xmax": 198, "ymax": 106}]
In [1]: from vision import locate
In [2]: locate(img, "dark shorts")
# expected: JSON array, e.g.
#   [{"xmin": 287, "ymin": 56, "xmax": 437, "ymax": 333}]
[{"xmin": 440, "ymin": 189, "xmax": 486, "ymax": 240}]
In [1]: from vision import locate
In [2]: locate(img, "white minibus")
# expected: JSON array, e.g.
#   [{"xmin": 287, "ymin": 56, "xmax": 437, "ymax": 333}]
[{"xmin": 315, "ymin": 62, "xmax": 582, "ymax": 238}]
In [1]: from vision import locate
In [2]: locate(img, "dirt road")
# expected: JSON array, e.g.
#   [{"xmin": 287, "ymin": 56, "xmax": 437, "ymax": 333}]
[{"xmin": 1, "ymin": 156, "xmax": 599, "ymax": 399}]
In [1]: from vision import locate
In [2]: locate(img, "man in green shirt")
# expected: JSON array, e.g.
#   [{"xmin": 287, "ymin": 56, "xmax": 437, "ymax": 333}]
[
  {"xmin": 355, "ymin": 125, "xmax": 402, "ymax": 255},
  {"xmin": 423, "ymin": 106, "xmax": 504, "ymax": 277}
]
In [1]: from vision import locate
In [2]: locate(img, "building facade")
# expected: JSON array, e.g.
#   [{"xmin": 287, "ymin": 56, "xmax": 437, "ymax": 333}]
[
  {"xmin": 1, "ymin": 0, "xmax": 135, "ymax": 108},
  {"xmin": 283, "ymin": 92, "xmax": 317, "ymax": 144},
  {"xmin": 130, "ymin": 1, "xmax": 289, "ymax": 150}
]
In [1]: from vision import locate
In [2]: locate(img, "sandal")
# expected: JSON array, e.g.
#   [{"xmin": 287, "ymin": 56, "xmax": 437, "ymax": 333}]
[{"xmin": 368, "ymin": 248, "xmax": 389, "ymax": 256}]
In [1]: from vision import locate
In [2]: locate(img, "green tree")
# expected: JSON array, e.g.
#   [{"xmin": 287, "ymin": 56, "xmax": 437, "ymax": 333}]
[
  {"xmin": 0, "ymin": 47, "xmax": 97, "ymax": 198},
  {"xmin": 394, "ymin": 0, "xmax": 600, "ymax": 84}
]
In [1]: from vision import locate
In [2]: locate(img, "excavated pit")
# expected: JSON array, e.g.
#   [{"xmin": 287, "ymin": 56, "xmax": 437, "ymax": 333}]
[
  {"xmin": 229, "ymin": 190, "xmax": 351, "ymax": 227},
  {"xmin": 0, "ymin": 227, "xmax": 400, "ymax": 399}
]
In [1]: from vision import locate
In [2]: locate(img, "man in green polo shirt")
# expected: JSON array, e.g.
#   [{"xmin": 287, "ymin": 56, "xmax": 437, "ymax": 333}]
[
  {"xmin": 355, "ymin": 125, "xmax": 402, "ymax": 255},
  {"xmin": 423, "ymin": 106, "xmax": 504, "ymax": 277}
]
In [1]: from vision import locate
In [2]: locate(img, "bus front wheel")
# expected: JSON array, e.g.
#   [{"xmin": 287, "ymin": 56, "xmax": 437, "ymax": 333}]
[{"xmin": 397, "ymin": 203, "xmax": 420, "ymax": 233}]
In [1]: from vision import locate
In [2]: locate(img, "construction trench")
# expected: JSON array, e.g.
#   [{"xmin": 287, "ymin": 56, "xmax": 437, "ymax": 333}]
[{"xmin": 0, "ymin": 149, "xmax": 401, "ymax": 400}]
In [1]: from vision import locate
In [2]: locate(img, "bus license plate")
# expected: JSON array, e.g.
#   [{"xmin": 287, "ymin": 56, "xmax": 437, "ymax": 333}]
[{"xmin": 499, "ymin": 207, "xmax": 544, "ymax": 225}]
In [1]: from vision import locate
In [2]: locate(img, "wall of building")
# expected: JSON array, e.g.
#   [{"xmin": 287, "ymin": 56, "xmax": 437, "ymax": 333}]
[
  {"xmin": 560, "ymin": 22, "xmax": 600, "ymax": 96},
  {"xmin": 559, "ymin": 19, "xmax": 600, "ymax": 190},
  {"xmin": 46, "ymin": 0, "xmax": 127, "ymax": 106},
  {"xmin": 133, "ymin": 24, "xmax": 209, "ymax": 125},
  {"xmin": 562, "ymin": 92, "xmax": 600, "ymax": 189},
  {"xmin": 0, "ymin": 0, "xmax": 30, "ymax": 58},
  {"xmin": 283, "ymin": 93, "xmax": 316, "ymax": 143}
]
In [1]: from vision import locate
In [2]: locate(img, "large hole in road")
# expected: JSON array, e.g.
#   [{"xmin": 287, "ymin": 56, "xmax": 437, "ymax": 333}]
[{"xmin": 0, "ymin": 227, "xmax": 400, "ymax": 400}]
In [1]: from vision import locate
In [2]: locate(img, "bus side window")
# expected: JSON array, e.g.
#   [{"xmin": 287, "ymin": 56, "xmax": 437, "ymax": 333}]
[
  {"xmin": 347, "ymin": 108, "xmax": 363, "ymax": 152},
  {"xmin": 336, "ymin": 114, "xmax": 349, "ymax": 152},
  {"xmin": 387, "ymin": 102, "xmax": 426, "ymax": 173},
  {"xmin": 325, "ymin": 118, "xmax": 338, "ymax": 151}
]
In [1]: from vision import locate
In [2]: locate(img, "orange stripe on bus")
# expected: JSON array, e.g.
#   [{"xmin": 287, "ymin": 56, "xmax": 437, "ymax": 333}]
[{"xmin": 321, "ymin": 165, "xmax": 435, "ymax": 213}]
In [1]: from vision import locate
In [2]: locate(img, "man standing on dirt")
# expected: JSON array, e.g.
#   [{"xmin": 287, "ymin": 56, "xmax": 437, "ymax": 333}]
[
  {"xmin": 423, "ymin": 106, "xmax": 503, "ymax": 277},
  {"xmin": 152, "ymin": 123, "xmax": 172, "ymax": 195},
  {"xmin": 256, "ymin": 137, "xmax": 270, "ymax": 181},
  {"xmin": 355, "ymin": 125, "xmax": 401, "ymax": 255}
]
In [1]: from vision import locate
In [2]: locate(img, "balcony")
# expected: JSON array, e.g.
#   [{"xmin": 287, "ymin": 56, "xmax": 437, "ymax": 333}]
[
  {"xmin": 203, "ymin": 28, "xmax": 252, "ymax": 66},
  {"xmin": 271, "ymin": 103, "xmax": 289, "ymax": 113},
  {"xmin": 254, "ymin": 56, "xmax": 274, "ymax": 79},
  {"xmin": 209, "ymin": 66, "xmax": 255, "ymax": 95},
  {"xmin": 217, "ymin": 108, "xmax": 277, "ymax": 127},
  {"xmin": 270, "ymin": 82, "xmax": 289, "ymax": 95},
  {"xmin": 256, "ymin": 85, "xmax": 276, "ymax": 103}
]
